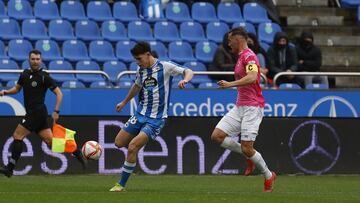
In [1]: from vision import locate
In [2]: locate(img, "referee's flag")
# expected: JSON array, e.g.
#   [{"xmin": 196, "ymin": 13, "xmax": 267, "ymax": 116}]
[{"xmin": 52, "ymin": 124, "xmax": 77, "ymax": 153}]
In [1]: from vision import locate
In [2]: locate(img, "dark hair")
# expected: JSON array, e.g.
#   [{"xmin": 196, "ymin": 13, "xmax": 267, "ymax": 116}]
[
  {"xmin": 28, "ymin": 49, "xmax": 42, "ymax": 58},
  {"xmin": 229, "ymin": 27, "xmax": 248, "ymax": 39},
  {"xmin": 151, "ymin": 50, "xmax": 159, "ymax": 58},
  {"xmin": 130, "ymin": 41, "xmax": 151, "ymax": 56}
]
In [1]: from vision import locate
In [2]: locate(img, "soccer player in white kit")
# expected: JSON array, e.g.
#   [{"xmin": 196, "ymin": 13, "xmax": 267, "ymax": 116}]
[{"xmin": 211, "ymin": 28, "xmax": 276, "ymax": 192}]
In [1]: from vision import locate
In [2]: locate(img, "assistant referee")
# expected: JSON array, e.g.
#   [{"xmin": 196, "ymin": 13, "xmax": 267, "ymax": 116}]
[{"xmin": 0, "ymin": 49, "xmax": 86, "ymax": 177}]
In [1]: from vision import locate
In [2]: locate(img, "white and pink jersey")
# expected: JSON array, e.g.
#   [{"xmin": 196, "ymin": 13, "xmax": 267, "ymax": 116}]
[{"xmin": 234, "ymin": 48, "xmax": 265, "ymax": 107}]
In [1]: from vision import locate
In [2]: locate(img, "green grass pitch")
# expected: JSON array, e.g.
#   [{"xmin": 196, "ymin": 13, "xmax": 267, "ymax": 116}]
[{"xmin": 0, "ymin": 175, "xmax": 359, "ymax": 203}]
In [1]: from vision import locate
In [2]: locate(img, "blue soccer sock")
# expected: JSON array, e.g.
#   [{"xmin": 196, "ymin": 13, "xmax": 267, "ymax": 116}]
[{"xmin": 119, "ymin": 161, "xmax": 136, "ymax": 187}]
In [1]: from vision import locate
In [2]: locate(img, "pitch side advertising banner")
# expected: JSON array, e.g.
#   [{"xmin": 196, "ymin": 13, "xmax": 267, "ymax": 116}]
[
  {"xmin": 0, "ymin": 89, "xmax": 359, "ymax": 117},
  {"xmin": 0, "ymin": 117, "xmax": 359, "ymax": 175}
]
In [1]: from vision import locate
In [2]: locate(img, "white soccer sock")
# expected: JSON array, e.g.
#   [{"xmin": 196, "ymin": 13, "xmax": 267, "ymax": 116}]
[
  {"xmin": 249, "ymin": 151, "xmax": 272, "ymax": 179},
  {"xmin": 220, "ymin": 137, "xmax": 242, "ymax": 154}
]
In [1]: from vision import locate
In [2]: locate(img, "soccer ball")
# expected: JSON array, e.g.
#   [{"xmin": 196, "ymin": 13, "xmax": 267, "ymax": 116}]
[{"xmin": 81, "ymin": 141, "xmax": 102, "ymax": 160}]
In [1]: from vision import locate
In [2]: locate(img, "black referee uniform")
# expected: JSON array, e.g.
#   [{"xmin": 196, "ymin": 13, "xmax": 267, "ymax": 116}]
[{"xmin": 18, "ymin": 68, "xmax": 58, "ymax": 133}]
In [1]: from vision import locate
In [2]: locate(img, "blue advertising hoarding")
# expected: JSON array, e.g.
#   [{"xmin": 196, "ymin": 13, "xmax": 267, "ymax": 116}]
[{"xmin": 0, "ymin": 89, "xmax": 359, "ymax": 117}]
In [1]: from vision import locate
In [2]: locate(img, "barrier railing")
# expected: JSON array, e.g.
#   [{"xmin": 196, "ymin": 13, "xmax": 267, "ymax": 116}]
[
  {"xmin": 0, "ymin": 69, "xmax": 111, "ymax": 82},
  {"xmin": 115, "ymin": 70, "xmax": 267, "ymax": 87},
  {"xmin": 273, "ymin": 72, "xmax": 360, "ymax": 88}
]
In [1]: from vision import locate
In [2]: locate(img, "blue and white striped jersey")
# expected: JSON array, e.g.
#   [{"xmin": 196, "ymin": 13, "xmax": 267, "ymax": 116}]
[{"xmin": 134, "ymin": 60, "xmax": 186, "ymax": 118}]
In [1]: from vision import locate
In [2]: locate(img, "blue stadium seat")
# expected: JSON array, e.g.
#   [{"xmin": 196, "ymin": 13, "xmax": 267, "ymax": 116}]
[
  {"xmin": 35, "ymin": 40, "xmax": 62, "ymax": 61},
  {"xmin": 305, "ymin": 83, "xmax": 329, "ymax": 90},
  {"xmin": 149, "ymin": 41, "xmax": 169, "ymax": 61},
  {"xmin": 8, "ymin": 0, "xmax": 33, "ymax": 20},
  {"xmin": 260, "ymin": 42, "xmax": 270, "ymax": 52},
  {"xmin": 48, "ymin": 60, "xmax": 77, "ymax": 83},
  {"xmin": 232, "ymin": 22, "xmax": 257, "ymax": 35},
  {"xmin": 127, "ymin": 21, "xmax": 154, "ymax": 41},
  {"xmin": 103, "ymin": 60, "xmax": 127, "ymax": 83},
  {"xmin": 0, "ymin": 59, "xmax": 19, "ymax": 82},
  {"xmin": 258, "ymin": 22, "xmax": 281, "ymax": 44},
  {"xmin": 62, "ymin": 80, "xmax": 86, "ymax": 88},
  {"xmin": 87, "ymin": 1, "xmax": 113, "ymax": 22},
  {"xmin": 195, "ymin": 41, "xmax": 217, "ymax": 63},
  {"xmin": 75, "ymin": 60, "xmax": 105, "ymax": 84},
  {"xmin": 119, "ymin": 80, "xmax": 134, "ymax": 88},
  {"xmin": 0, "ymin": 1, "xmax": 6, "ymax": 18},
  {"xmin": 60, "ymin": 0, "xmax": 87, "ymax": 21},
  {"xmin": 129, "ymin": 61, "xmax": 139, "ymax": 71},
  {"xmin": 279, "ymin": 83, "xmax": 302, "ymax": 89},
  {"xmin": 0, "ymin": 40, "xmax": 8, "ymax": 59},
  {"xmin": 34, "ymin": 0, "xmax": 60, "ymax": 21},
  {"xmin": 116, "ymin": 40, "xmax": 136, "ymax": 63},
  {"xmin": 183, "ymin": 61, "xmax": 207, "ymax": 72},
  {"xmin": 191, "ymin": 2, "xmax": 217, "ymax": 24},
  {"xmin": 165, "ymin": 2, "xmax": 191, "ymax": 23},
  {"xmin": 101, "ymin": 20, "xmax": 127, "ymax": 42},
  {"xmin": 191, "ymin": 75, "xmax": 213, "ymax": 86},
  {"xmin": 21, "ymin": 60, "xmax": 46, "ymax": 69},
  {"xmin": 22, "ymin": 19, "xmax": 48, "ymax": 41},
  {"xmin": 198, "ymin": 82, "xmax": 218, "ymax": 89},
  {"xmin": 49, "ymin": 19, "xmax": 76, "ymax": 41},
  {"xmin": 180, "ymin": 21, "xmax": 206, "ymax": 43},
  {"xmin": 89, "ymin": 40, "xmax": 117, "ymax": 62},
  {"xmin": 243, "ymin": 2, "xmax": 271, "ymax": 24},
  {"xmin": 6, "ymin": 80, "xmax": 19, "ymax": 87},
  {"xmin": 62, "ymin": 40, "xmax": 90, "ymax": 62},
  {"xmin": 154, "ymin": 21, "xmax": 180, "ymax": 43},
  {"xmin": 113, "ymin": 1, "xmax": 139, "ymax": 22},
  {"xmin": 217, "ymin": 2, "xmax": 243, "ymax": 24},
  {"xmin": 206, "ymin": 22, "xmax": 229, "ymax": 43},
  {"xmin": 90, "ymin": 81, "xmax": 112, "ymax": 88},
  {"xmin": 8, "ymin": 39, "xmax": 33, "ymax": 61},
  {"xmin": 139, "ymin": 0, "xmax": 165, "ymax": 22},
  {"xmin": 0, "ymin": 18, "xmax": 22, "ymax": 40},
  {"xmin": 341, "ymin": 0, "xmax": 360, "ymax": 7},
  {"xmin": 75, "ymin": 20, "xmax": 102, "ymax": 41},
  {"xmin": 168, "ymin": 41, "xmax": 195, "ymax": 63},
  {"xmin": 358, "ymin": 6, "xmax": 360, "ymax": 25}
]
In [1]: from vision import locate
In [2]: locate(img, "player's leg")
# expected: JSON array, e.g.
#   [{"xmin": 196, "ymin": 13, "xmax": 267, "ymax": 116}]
[
  {"xmin": 0, "ymin": 124, "xmax": 30, "ymax": 177},
  {"xmin": 240, "ymin": 106, "xmax": 276, "ymax": 192},
  {"xmin": 211, "ymin": 106, "xmax": 243, "ymax": 154},
  {"xmin": 114, "ymin": 129, "xmax": 133, "ymax": 148}
]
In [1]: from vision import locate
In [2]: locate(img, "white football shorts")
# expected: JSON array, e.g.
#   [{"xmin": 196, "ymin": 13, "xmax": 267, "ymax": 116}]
[{"xmin": 215, "ymin": 106, "xmax": 264, "ymax": 141}]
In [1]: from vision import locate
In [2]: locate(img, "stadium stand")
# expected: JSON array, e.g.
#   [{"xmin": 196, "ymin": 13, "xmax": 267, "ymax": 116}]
[
  {"xmin": 60, "ymin": 0, "xmax": 87, "ymax": 21},
  {"xmin": 165, "ymin": 2, "xmax": 192, "ymax": 23},
  {"xmin": 48, "ymin": 60, "xmax": 77, "ymax": 83},
  {"xmin": 180, "ymin": 21, "xmax": 206, "ymax": 43},
  {"xmin": 62, "ymin": 80, "xmax": 86, "ymax": 88},
  {"xmin": 243, "ymin": 2, "xmax": 271, "ymax": 24},
  {"xmin": 101, "ymin": 20, "xmax": 127, "ymax": 42},
  {"xmin": 154, "ymin": 21, "xmax": 181, "ymax": 43},
  {"xmin": 7, "ymin": 0, "xmax": 33, "ymax": 20},
  {"xmin": 22, "ymin": 19, "xmax": 48, "ymax": 41},
  {"xmin": 217, "ymin": 2, "xmax": 243, "ymax": 24},
  {"xmin": 257, "ymin": 22, "xmax": 281, "ymax": 44},
  {"xmin": 195, "ymin": 41, "xmax": 217, "ymax": 63},
  {"xmin": 0, "ymin": 18, "xmax": 22, "ymax": 40},
  {"xmin": 48, "ymin": 19, "xmax": 76, "ymax": 41},
  {"xmin": 305, "ymin": 83, "xmax": 329, "ymax": 90},
  {"xmin": 0, "ymin": 59, "xmax": 19, "ymax": 83},
  {"xmin": 191, "ymin": 2, "xmax": 217, "ymax": 24},
  {"xmin": 62, "ymin": 39, "xmax": 90, "ymax": 62},
  {"xmin": 0, "ymin": 1, "xmax": 6, "ymax": 18},
  {"xmin": 116, "ymin": 40, "xmax": 136, "ymax": 63},
  {"xmin": 168, "ymin": 41, "xmax": 195, "ymax": 63},
  {"xmin": 75, "ymin": 20, "xmax": 102, "ymax": 41},
  {"xmin": 127, "ymin": 21, "xmax": 154, "ymax": 41},
  {"xmin": 35, "ymin": 40, "xmax": 63, "ymax": 61},
  {"xmin": 21, "ymin": 60, "xmax": 46, "ymax": 69},
  {"xmin": 89, "ymin": 40, "xmax": 117, "ymax": 62},
  {"xmin": 75, "ymin": 60, "xmax": 105, "ymax": 84},
  {"xmin": 8, "ymin": 39, "xmax": 33, "ymax": 61},
  {"xmin": 103, "ymin": 60, "xmax": 127, "ymax": 84},
  {"xmin": 87, "ymin": 1, "xmax": 113, "ymax": 22},
  {"xmin": 0, "ymin": 40, "xmax": 7, "ymax": 59},
  {"xmin": 149, "ymin": 41, "xmax": 169, "ymax": 61},
  {"xmin": 34, "ymin": 0, "xmax": 60, "ymax": 21},
  {"xmin": 206, "ymin": 21, "xmax": 229, "ymax": 43},
  {"xmin": 279, "ymin": 83, "xmax": 302, "ymax": 89},
  {"xmin": 232, "ymin": 22, "xmax": 257, "ymax": 35},
  {"xmin": 113, "ymin": 1, "xmax": 139, "ymax": 22}
]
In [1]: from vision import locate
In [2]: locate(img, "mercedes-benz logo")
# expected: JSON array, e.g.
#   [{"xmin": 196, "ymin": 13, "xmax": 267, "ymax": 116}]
[
  {"xmin": 308, "ymin": 96, "xmax": 358, "ymax": 118},
  {"xmin": 288, "ymin": 120, "xmax": 340, "ymax": 175}
]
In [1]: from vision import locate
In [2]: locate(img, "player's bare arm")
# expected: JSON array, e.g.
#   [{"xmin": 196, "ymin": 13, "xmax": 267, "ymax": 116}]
[
  {"xmin": 116, "ymin": 84, "xmax": 141, "ymax": 112},
  {"xmin": 218, "ymin": 71, "xmax": 257, "ymax": 88},
  {"xmin": 178, "ymin": 69, "xmax": 194, "ymax": 89},
  {"xmin": 52, "ymin": 87, "xmax": 63, "ymax": 124},
  {"xmin": 0, "ymin": 84, "xmax": 22, "ymax": 96}
]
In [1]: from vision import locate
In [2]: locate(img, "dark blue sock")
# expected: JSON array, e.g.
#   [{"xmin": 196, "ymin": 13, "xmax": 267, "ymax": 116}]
[{"xmin": 119, "ymin": 161, "xmax": 136, "ymax": 187}]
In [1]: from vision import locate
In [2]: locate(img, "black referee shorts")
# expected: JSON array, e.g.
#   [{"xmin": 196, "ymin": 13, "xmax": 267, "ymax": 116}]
[{"xmin": 20, "ymin": 106, "xmax": 50, "ymax": 133}]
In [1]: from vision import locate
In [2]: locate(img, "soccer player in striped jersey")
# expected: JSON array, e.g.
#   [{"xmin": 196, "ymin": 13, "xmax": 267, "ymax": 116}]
[
  {"xmin": 211, "ymin": 28, "xmax": 276, "ymax": 192},
  {"xmin": 110, "ymin": 42, "xmax": 193, "ymax": 192}
]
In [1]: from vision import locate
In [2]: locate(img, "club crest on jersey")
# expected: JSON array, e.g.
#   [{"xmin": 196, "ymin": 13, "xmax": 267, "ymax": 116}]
[
  {"xmin": 31, "ymin": 81, "xmax": 38, "ymax": 87},
  {"xmin": 143, "ymin": 76, "xmax": 158, "ymax": 89}
]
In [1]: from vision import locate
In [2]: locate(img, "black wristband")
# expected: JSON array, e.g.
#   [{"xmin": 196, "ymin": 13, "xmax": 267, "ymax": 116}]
[{"xmin": 54, "ymin": 110, "xmax": 60, "ymax": 114}]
